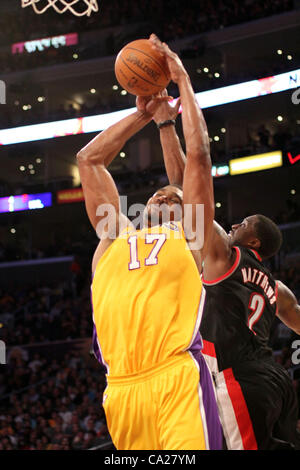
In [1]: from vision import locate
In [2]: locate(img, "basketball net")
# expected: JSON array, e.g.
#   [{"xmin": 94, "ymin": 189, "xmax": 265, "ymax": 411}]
[{"xmin": 21, "ymin": 0, "xmax": 99, "ymax": 17}]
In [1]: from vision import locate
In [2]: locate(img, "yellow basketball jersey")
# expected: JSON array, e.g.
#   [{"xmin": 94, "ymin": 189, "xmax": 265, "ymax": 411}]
[{"xmin": 91, "ymin": 221, "xmax": 203, "ymax": 376}]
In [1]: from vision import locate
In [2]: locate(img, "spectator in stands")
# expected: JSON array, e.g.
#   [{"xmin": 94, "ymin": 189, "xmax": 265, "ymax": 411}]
[
  {"xmin": 0, "ymin": 0, "xmax": 296, "ymax": 131},
  {"xmin": 0, "ymin": 349, "xmax": 110, "ymax": 450}
]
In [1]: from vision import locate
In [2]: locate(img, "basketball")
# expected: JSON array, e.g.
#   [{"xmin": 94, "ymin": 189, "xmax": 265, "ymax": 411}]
[{"xmin": 114, "ymin": 39, "xmax": 170, "ymax": 96}]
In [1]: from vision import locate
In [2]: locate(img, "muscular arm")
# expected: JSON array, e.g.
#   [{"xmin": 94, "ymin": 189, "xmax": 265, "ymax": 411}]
[
  {"xmin": 276, "ymin": 280, "xmax": 300, "ymax": 335},
  {"xmin": 153, "ymin": 95, "xmax": 186, "ymax": 186},
  {"xmin": 77, "ymin": 109, "xmax": 153, "ymax": 235},
  {"xmin": 155, "ymin": 95, "xmax": 234, "ymax": 278},
  {"xmin": 77, "ymin": 94, "xmax": 170, "ymax": 233},
  {"xmin": 150, "ymin": 36, "xmax": 217, "ymax": 269},
  {"xmin": 159, "ymin": 124, "xmax": 186, "ymax": 185},
  {"xmin": 177, "ymin": 73, "xmax": 215, "ymax": 261},
  {"xmin": 77, "ymin": 95, "xmax": 170, "ymax": 273}
]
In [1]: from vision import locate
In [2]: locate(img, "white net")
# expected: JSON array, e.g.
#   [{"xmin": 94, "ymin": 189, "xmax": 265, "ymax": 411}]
[{"xmin": 21, "ymin": 0, "xmax": 99, "ymax": 17}]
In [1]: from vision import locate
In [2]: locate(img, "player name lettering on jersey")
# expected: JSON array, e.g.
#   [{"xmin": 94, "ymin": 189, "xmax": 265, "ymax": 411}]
[{"xmin": 241, "ymin": 267, "xmax": 276, "ymax": 304}]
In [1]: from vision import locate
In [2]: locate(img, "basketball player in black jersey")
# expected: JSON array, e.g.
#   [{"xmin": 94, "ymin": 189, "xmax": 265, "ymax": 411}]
[{"xmin": 153, "ymin": 97, "xmax": 300, "ymax": 450}]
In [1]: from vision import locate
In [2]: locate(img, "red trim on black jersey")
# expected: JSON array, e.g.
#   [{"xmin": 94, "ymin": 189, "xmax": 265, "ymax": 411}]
[
  {"xmin": 250, "ymin": 249, "xmax": 262, "ymax": 262},
  {"xmin": 275, "ymin": 280, "xmax": 279, "ymax": 316},
  {"xmin": 202, "ymin": 246, "xmax": 241, "ymax": 285},
  {"xmin": 223, "ymin": 368, "xmax": 258, "ymax": 450},
  {"xmin": 202, "ymin": 339, "xmax": 216, "ymax": 358}
]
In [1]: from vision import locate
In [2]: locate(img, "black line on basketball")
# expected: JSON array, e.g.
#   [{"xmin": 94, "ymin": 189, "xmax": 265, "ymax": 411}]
[
  {"xmin": 124, "ymin": 46, "xmax": 169, "ymax": 81},
  {"xmin": 118, "ymin": 55, "xmax": 164, "ymax": 89}
]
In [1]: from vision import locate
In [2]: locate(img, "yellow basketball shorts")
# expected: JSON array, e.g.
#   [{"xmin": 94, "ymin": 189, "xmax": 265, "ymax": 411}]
[{"xmin": 102, "ymin": 352, "xmax": 222, "ymax": 450}]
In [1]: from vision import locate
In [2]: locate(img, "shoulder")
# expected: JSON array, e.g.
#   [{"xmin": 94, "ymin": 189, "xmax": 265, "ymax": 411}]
[
  {"xmin": 202, "ymin": 221, "xmax": 237, "ymax": 281},
  {"xmin": 202, "ymin": 245, "xmax": 240, "ymax": 284},
  {"xmin": 92, "ymin": 216, "xmax": 134, "ymax": 274},
  {"xmin": 276, "ymin": 280, "xmax": 296, "ymax": 303},
  {"xmin": 207, "ymin": 221, "xmax": 232, "ymax": 260}
]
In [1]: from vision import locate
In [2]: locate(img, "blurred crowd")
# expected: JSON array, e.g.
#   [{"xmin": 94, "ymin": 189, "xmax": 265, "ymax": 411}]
[
  {"xmin": 0, "ymin": 271, "xmax": 112, "ymax": 450},
  {"xmin": 0, "ymin": 0, "xmax": 294, "ymax": 48},
  {"xmin": 0, "ymin": 89, "xmax": 135, "ymax": 130},
  {"xmin": 274, "ymin": 198, "xmax": 300, "ymax": 226},
  {"xmin": 0, "ymin": 0, "xmax": 297, "ymax": 131},
  {"xmin": 0, "ymin": 350, "xmax": 110, "ymax": 450},
  {"xmin": 212, "ymin": 125, "xmax": 299, "ymax": 164},
  {"xmin": 2, "ymin": 70, "xmax": 299, "ymax": 131},
  {"xmin": 0, "ymin": 0, "xmax": 296, "ymax": 78},
  {"xmin": 0, "ymin": 277, "xmax": 92, "ymax": 347}
]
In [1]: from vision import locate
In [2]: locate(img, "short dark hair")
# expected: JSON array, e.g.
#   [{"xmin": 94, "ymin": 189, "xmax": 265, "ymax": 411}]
[{"xmin": 254, "ymin": 214, "xmax": 282, "ymax": 259}]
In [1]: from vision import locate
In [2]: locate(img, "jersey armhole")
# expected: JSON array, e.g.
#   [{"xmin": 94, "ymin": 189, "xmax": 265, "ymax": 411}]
[{"xmin": 202, "ymin": 246, "xmax": 241, "ymax": 285}]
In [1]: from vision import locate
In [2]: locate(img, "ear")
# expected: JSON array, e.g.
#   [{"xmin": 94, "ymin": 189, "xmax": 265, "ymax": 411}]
[{"xmin": 247, "ymin": 237, "xmax": 261, "ymax": 250}]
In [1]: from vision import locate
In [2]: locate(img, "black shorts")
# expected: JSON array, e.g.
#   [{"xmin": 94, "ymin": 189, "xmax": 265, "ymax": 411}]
[{"xmin": 214, "ymin": 360, "xmax": 300, "ymax": 450}]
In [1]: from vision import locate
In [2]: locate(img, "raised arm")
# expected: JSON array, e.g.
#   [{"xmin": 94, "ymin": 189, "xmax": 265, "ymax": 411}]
[
  {"xmin": 153, "ymin": 92, "xmax": 185, "ymax": 186},
  {"xmin": 276, "ymin": 280, "xmax": 300, "ymax": 336},
  {"xmin": 179, "ymin": 74, "xmax": 214, "ymax": 260},
  {"xmin": 155, "ymin": 92, "xmax": 234, "ymax": 278},
  {"xmin": 77, "ymin": 95, "xmax": 170, "ymax": 236},
  {"xmin": 77, "ymin": 94, "xmax": 171, "ymax": 273},
  {"xmin": 150, "ymin": 35, "xmax": 214, "ymax": 265}
]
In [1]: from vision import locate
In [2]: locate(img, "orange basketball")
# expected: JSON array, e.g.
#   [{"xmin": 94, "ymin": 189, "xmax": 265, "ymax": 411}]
[{"xmin": 114, "ymin": 39, "xmax": 170, "ymax": 96}]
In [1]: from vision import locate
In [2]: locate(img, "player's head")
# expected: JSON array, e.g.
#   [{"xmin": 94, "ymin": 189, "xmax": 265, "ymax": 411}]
[
  {"xmin": 228, "ymin": 214, "xmax": 282, "ymax": 259},
  {"xmin": 143, "ymin": 184, "xmax": 183, "ymax": 227}
]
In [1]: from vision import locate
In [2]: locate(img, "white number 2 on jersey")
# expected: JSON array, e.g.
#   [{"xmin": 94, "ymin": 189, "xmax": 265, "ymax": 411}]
[
  {"xmin": 128, "ymin": 233, "xmax": 166, "ymax": 270},
  {"xmin": 248, "ymin": 293, "xmax": 265, "ymax": 334}
]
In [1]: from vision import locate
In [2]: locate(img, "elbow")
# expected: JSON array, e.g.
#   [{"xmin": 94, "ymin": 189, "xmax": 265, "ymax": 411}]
[
  {"xmin": 76, "ymin": 147, "xmax": 98, "ymax": 166},
  {"xmin": 77, "ymin": 143, "xmax": 110, "ymax": 167},
  {"xmin": 76, "ymin": 148, "xmax": 88, "ymax": 163}
]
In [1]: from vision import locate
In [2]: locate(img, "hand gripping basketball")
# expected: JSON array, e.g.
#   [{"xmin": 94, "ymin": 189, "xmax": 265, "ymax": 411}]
[
  {"xmin": 153, "ymin": 90, "xmax": 181, "ymax": 125},
  {"xmin": 136, "ymin": 93, "xmax": 173, "ymax": 118},
  {"xmin": 114, "ymin": 39, "xmax": 171, "ymax": 96},
  {"xmin": 149, "ymin": 34, "xmax": 188, "ymax": 84}
]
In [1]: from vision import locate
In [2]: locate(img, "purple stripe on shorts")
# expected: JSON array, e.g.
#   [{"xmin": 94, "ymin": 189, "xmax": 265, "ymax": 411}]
[
  {"xmin": 189, "ymin": 330, "xmax": 203, "ymax": 356},
  {"xmin": 92, "ymin": 323, "xmax": 105, "ymax": 368},
  {"xmin": 90, "ymin": 284, "xmax": 106, "ymax": 370},
  {"xmin": 191, "ymin": 346, "xmax": 223, "ymax": 450}
]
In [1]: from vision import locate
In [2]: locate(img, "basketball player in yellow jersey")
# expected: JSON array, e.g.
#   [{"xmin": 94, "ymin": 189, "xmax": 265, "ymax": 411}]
[{"xmin": 76, "ymin": 34, "xmax": 223, "ymax": 450}]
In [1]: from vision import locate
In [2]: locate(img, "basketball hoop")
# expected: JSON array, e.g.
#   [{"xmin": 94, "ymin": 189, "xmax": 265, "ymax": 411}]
[{"xmin": 21, "ymin": 0, "xmax": 99, "ymax": 17}]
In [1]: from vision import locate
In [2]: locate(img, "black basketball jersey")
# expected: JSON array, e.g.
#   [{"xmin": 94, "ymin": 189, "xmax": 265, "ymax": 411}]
[{"xmin": 200, "ymin": 246, "xmax": 278, "ymax": 372}]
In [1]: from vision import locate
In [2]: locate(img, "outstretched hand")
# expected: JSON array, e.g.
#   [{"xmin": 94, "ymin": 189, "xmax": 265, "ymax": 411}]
[{"xmin": 149, "ymin": 34, "xmax": 188, "ymax": 84}]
